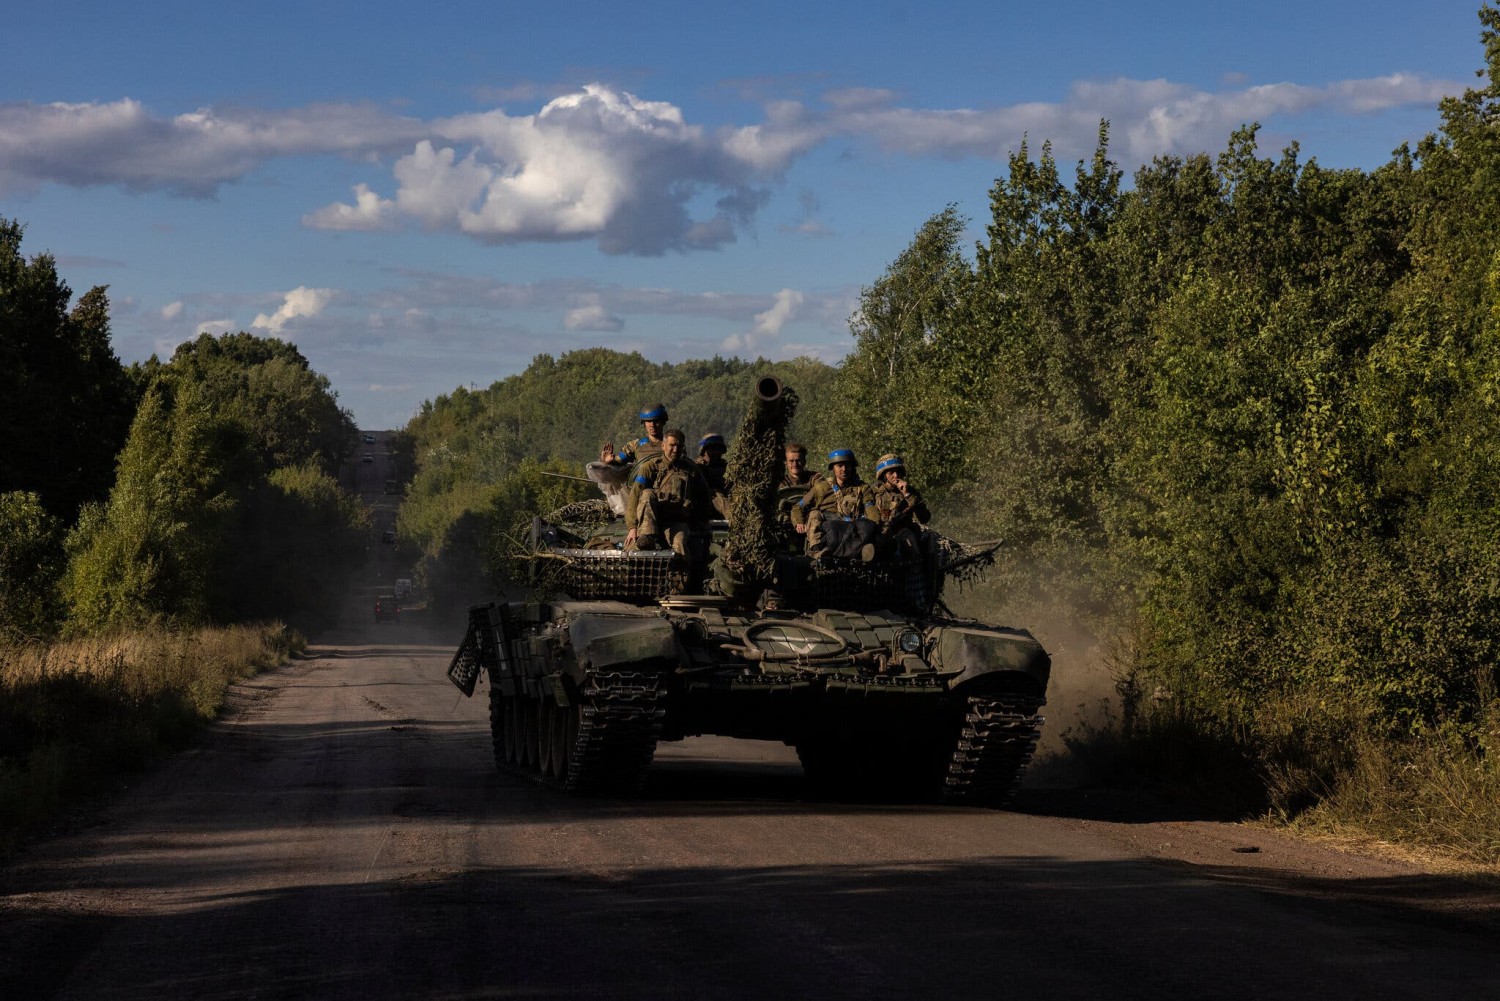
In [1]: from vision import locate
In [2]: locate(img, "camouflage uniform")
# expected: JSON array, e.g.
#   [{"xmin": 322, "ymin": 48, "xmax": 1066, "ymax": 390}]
[
  {"xmin": 778, "ymin": 468, "xmax": 823, "ymax": 529},
  {"xmin": 627, "ymin": 453, "xmax": 711, "ymax": 554},
  {"xmin": 797, "ymin": 476, "xmax": 879, "ymax": 558},
  {"xmin": 873, "ymin": 480, "xmax": 931, "ymax": 530},
  {"xmin": 872, "ymin": 455, "xmax": 931, "ymax": 557},
  {"xmin": 614, "ymin": 435, "xmax": 664, "ymax": 467}
]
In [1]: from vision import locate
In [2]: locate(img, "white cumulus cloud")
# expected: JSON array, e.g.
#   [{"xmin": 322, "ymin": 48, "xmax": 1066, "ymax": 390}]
[
  {"xmin": 309, "ymin": 84, "xmax": 792, "ymax": 255},
  {"xmin": 252, "ymin": 286, "xmax": 335, "ymax": 332},
  {"xmin": 722, "ymin": 288, "xmax": 803, "ymax": 353},
  {"xmin": 161, "ymin": 300, "xmax": 183, "ymax": 320},
  {"xmin": 301, "ymin": 182, "xmax": 396, "ymax": 230}
]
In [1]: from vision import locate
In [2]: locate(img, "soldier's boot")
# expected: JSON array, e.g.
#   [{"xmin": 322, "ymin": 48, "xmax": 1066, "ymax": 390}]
[{"xmin": 663, "ymin": 523, "xmax": 689, "ymax": 557}]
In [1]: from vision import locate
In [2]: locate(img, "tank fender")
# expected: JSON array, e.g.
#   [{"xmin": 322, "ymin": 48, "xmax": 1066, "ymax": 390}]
[
  {"xmin": 929, "ymin": 624, "xmax": 1050, "ymax": 695},
  {"xmin": 567, "ymin": 614, "xmax": 678, "ymax": 671}
]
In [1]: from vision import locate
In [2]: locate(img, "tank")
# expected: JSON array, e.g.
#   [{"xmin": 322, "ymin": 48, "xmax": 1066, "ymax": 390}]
[{"xmin": 446, "ymin": 377, "xmax": 1050, "ymax": 805}]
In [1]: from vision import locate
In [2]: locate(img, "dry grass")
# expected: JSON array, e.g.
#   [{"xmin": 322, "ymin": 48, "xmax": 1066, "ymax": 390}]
[
  {"xmin": 0, "ymin": 623, "xmax": 302, "ymax": 851},
  {"xmin": 1294, "ymin": 707, "xmax": 1500, "ymax": 867}
]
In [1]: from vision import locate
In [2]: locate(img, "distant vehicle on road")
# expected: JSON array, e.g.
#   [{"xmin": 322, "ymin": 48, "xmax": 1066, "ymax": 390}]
[
  {"xmin": 362, "ymin": 433, "xmax": 376, "ymax": 444},
  {"xmin": 383, "ymin": 479, "xmax": 400, "ymax": 495},
  {"xmin": 394, "ymin": 578, "xmax": 413, "ymax": 599},
  {"xmin": 374, "ymin": 595, "xmax": 399, "ymax": 622},
  {"xmin": 381, "ymin": 530, "xmax": 396, "ymax": 544},
  {"xmin": 362, "ymin": 453, "xmax": 374, "ymax": 464}
]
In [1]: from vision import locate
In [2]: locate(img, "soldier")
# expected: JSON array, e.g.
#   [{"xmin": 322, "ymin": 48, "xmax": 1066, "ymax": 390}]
[
  {"xmin": 795, "ymin": 448, "xmax": 879, "ymax": 561},
  {"xmin": 873, "ymin": 453, "xmax": 931, "ymax": 554},
  {"xmin": 601, "ymin": 403, "xmax": 669, "ymax": 467},
  {"xmin": 697, "ymin": 432, "xmax": 731, "ymax": 519},
  {"xmin": 778, "ymin": 440, "xmax": 823, "ymax": 531},
  {"xmin": 626, "ymin": 429, "xmax": 711, "ymax": 555}
]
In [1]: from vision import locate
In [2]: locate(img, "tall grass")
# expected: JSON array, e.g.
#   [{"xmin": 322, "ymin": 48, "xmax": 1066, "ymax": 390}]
[
  {"xmin": 0, "ymin": 623, "xmax": 302, "ymax": 851},
  {"xmin": 1297, "ymin": 697, "xmax": 1500, "ymax": 867}
]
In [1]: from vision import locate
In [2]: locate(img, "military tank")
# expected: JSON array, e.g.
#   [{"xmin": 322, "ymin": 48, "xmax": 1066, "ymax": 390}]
[{"xmin": 446, "ymin": 377, "xmax": 1049, "ymax": 805}]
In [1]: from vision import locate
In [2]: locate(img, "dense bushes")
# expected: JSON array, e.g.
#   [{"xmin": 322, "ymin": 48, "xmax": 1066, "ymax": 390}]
[{"xmin": 816, "ymin": 9, "xmax": 1500, "ymax": 847}]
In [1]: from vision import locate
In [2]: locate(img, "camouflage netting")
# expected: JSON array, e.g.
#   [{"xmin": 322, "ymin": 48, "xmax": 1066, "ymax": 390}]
[
  {"xmin": 718, "ymin": 381, "xmax": 799, "ymax": 586},
  {"xmin": 545, "ymin": 498, "xmax": 616, "ymax": 532},
  {"xmin": 931, "ymin": 533, "xmax": 1001, "ymax": 589}
]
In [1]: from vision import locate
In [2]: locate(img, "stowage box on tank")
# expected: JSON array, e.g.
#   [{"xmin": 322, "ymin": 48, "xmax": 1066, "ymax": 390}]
[{"xmin": 446, "ymin": 377, "xmax": 1050, "ymax": 805}]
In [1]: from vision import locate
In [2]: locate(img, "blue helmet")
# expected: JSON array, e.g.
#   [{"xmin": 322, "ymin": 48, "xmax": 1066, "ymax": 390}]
[
  {"xmin": 698, "ymin": 432, "xmax": 725, "ymax": 453},
  {"xmin": 638, "ymin": 403, "xmax": 669, "ymax": 421},
  {"xmin": 874, "ymin": 453, "xmax": 905, "ymax": 477},
  {"xmin": 826, "ymin": 448, "xmax": 857, "ymax": 469}
]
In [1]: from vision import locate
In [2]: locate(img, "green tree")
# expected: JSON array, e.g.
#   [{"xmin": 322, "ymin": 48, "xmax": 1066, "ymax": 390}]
[
  {"xmin": 0, "ymin": 491, "xmax": 65, "ymax": 643},
  {"xmin": 164, "ymin": 331, "xmax": 356, "ymax": 474},
  {"xmin": 0, "ymin": 219, "xmax": 134, "ymax": 521},
  {"xmin": 63, "ymin": 382, "xmax": 237, "ymax": 632},
  {"xmin": 835, "ymin": 205, "xmax": 974, "ymax": 484}
]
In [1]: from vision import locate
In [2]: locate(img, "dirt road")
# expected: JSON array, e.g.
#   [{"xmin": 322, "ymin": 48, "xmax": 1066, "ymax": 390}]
[{"xmin": 3, "ymin": 623, "xmax": 1500, "ymax": 1001}]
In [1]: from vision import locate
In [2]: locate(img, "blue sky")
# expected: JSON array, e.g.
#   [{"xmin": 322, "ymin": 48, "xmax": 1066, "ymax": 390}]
[{"xmin": 1, "ymin": 1, "xmax": 1487, "ymax": 428}]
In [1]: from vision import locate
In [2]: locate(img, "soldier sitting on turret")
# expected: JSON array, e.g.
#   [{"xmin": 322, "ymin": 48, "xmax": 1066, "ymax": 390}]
[
  {"xmin": 697, "ymin": 432, "xmax": 731, "ymax": 520},
  {"xmin": 778, "ymin": 440, "xmax": 824, "ymax": 532},
  {"xmin": 795, "ymin": 448, "xmax": 880, "ymax": 562},
  {"xmin": 873, "ymin": 453, "xmax": 932, "ymax": 556},
  {"xmin": 601, "ymin": 403, "xmax": 669, "ymax": 468},
  {"xmin": 625, "ymin": 428, "xmax": 711, "ymax": 555}
]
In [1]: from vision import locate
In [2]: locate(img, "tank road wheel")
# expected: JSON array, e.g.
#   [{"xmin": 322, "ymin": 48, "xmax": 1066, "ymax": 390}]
[
  {"xmin": 502, "ymin": 694, "xmax": 519, "ymax": 764},
  {"xmin": 537, "ymin": 696, "xmax": 556, "ymax": 776},
  {"xmin": 487, "ymin": 685, "xmax": 507, "ymax": 772},
  {"xmin": 505, "ymin": 695, "xmax": 523, "ymax": 764},
  {"xmin": 549, "ymin": 702, "xmax": 570, "ymax": 779},
  {"xmin": 522, "ymin": 695, "xmax": 540, "ymax": 771}
]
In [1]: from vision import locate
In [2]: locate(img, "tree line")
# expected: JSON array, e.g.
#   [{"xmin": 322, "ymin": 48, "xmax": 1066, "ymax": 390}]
[{"xmin": 0, "ymin": 224, "xmax": 366, "ymax": 642}]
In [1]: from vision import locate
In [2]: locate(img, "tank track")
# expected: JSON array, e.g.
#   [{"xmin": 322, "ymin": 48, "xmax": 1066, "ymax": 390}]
[
  {"xmin": 488, "ymin": 669, "xmax": 666, "ymax": 795},
  {"xmin": 940, "ymin": 694, "xmax": 1045, "ymax": 807},
  {"xmin": 564, "ymin": 671, "xmax": 667, "ymax": 794}
]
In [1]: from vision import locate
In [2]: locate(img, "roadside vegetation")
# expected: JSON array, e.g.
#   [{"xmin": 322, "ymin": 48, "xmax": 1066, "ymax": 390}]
[
  {"xmin": 395, "ymin": 8, "xmax": 1500, "ymax": 865},
  {"xmin": 0, "ymin": 623, "xmax": 301, "ymax": 852},
  {"xmin": 1, "ymin": 223, "xmax": 364, "ymax": 848}
]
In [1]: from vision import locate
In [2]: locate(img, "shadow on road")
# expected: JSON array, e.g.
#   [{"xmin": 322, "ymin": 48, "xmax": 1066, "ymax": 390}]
[{"xmin": 6, "ymin": 849, "xmax": 1500, "ymax": 1000}]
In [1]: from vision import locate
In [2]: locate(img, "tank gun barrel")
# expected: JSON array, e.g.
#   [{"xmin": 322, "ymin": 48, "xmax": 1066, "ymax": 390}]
[
  {"xmin": 751, "ymin": 376, "xmax": 785, "ymax": 417},
  {"xmin": 715, "ymin": 377, "xmax": 798, "ymax": 599}
]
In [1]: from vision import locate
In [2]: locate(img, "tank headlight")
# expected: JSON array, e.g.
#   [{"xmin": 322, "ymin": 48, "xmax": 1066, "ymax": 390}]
[{"xmin": 898, "ymin": 629, "xmax": 923, "ymax": 654}]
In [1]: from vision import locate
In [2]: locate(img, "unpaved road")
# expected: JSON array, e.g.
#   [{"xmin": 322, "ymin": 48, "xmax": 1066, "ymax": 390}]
[{"xmin": 4, "ymin": 623, "xmax": 1500, "ymax": 1001}]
